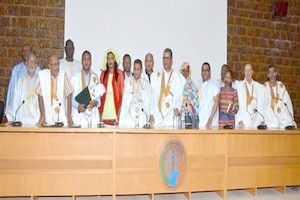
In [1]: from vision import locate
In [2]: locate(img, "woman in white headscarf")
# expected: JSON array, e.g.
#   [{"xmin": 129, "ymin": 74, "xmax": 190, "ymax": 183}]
[{"xmin": 180, "ymin": 62, "xmax": 199, "ymax": 128}]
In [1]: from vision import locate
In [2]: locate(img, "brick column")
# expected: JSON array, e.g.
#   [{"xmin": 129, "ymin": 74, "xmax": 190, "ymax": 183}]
[
  {"xmin": 0, "ymin": 0, "xmax": 65, "ymax": 102},
  {"xmin": 227, "ymin": 0, "xmax": 300, "ymax": 126}
]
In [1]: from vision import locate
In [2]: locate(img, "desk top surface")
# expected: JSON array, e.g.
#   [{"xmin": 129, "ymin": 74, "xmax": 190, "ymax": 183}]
[{"xmin": 0, "ymin": 125, "xmax": 299, "ymax": 135}]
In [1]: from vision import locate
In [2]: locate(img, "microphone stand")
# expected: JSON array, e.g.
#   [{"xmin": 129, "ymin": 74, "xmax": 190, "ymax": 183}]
[
  {"xmin": 254, "ymin": 109, "xmax": 267, "ymax": 129},
  {"xmin": 55, "ymin": 102, "xmax": 64, "ymax": 127},
  {"xmin": 12, "ymin": 100, "xmax": 25, "ymax": 127},
  {"xmin": 284, "ymin": 103, "xmax": 296, "ymax": 130},
  {"xmin": 141, "ymin": 108, "xmax": 150, "ymax": 129},
  {"xmin": 184, "ymin": 103, "xmax": 193, "ymax": 129}
]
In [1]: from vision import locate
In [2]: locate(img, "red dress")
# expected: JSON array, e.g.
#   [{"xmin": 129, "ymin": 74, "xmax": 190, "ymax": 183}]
[{"xmin": 99, "ymin": 69, "xmax": 124, "ymax": 125}]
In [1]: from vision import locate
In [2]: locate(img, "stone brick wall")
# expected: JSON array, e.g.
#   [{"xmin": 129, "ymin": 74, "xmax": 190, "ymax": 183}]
[
  {"xmin": 228, "ymin": 0, "xmax": 300, "ymax": 125},
  {"xmin": 0, "ymin": 0, "xmax": 65, "ymax": 102}
]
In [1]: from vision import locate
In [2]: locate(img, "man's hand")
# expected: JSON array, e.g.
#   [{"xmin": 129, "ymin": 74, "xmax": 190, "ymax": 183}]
[
  {"xmin": 37, "ymin": 116, "xmax": 45, "ymax": 126},
  {"xmin": 5, "ymin": 121, "xmax": 13, "ymax": 126},
  {"xmin": 78, "ymin": 104, "xmax": 86, "ymax": 113},
  {"xmin": 88, "ymin": 100, "xmax": 98, "ymax": 109},
  {"xmin": 174, "ymin": 108, "xmax": 180, "ymax": 116},
  {"xmin": 68, "ymin": 116, "xmax": 73, "ymax": 127},
  {"xmin": 206, "ymin": 117, "xmax": 213, "ymax": 128},
  {"xmin": 238, "ymin": 120, "xmax": 245, "ymax": 128},
  {"xmin": 149, "ymin": 115, "xmax": 155, "ymax": 126}
]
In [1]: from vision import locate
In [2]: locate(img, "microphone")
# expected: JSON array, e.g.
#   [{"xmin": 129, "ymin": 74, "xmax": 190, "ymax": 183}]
[
  {"xmin": 141, "ymin": 108, "xmax": 150, "ymax": 129},
  {"xmin": 254, "ymin": 109, "xmax": 267, "ymax": 129},
  {"xmin": 184, "ymin": 103, "xmax": 193, "ymax": 129},
  {"xmin": 223, "ymin": 124, "xmax": 234, "ymax": 129},
  {"xmin": 12, "ymin": 100, "xmax": 25, "ymax": 127},
  {"xmin": 55, "ymin": 102, "xmax": 64, "ymax": 127},
  {"xmin": 284, "ymin": 103, "xmax": 296, "ymax": 130}
]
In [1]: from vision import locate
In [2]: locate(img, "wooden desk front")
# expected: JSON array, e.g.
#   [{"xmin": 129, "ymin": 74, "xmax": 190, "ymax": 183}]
[{"xmin": 0, "ymin": 127, "xmax": 299, "ymax": 200}]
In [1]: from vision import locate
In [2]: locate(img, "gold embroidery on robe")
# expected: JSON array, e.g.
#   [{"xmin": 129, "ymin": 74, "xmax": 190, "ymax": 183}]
[
  {"xmin": 245, "ymin": 82, "xmax": 255, "ymax": 118},
  {"xmin": 50, "ymin": 76, "xmax": 59, "ymax": 113},
  {"xmin": 24, "ymin": 76, "xmax": 38, "ymax": 118},
  {"xmin": 279, "ymin": 83, "xmax": 284, "ymax": 88},
  {"xmin": 245, "ymin": 82, "xmax": 254, "ymax": 107},
  {"xmin": 158, "ymin": 70, "xmax": 173, "ymax": 118},
  {"xmin": 269, "ymin": 81, "xmax": 280, "ymax": 113},
  {"xmin": 165, "ymin": 102, "xmax": 170, "ymax": 109},
  {"xmin": 277, "ymin": 107, "xmax": 281, "ymax": 113},
  {"xmin": 130, "ymin": 78, "xmax": 142, "ymax": 94}
]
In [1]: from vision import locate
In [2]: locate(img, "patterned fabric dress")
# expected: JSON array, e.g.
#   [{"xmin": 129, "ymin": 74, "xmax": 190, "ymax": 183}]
[
  {"xmin": 219, "ymin": 87, "xmax": 239, "ymax": 128},
  {"xmin": 182, "ymin": 78, "xmax": 199, "ymax": 129}
]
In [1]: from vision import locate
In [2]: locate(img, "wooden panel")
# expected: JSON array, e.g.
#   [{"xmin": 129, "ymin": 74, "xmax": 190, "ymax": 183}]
[
  {"xmin": 229, "ymin": 156, "xmax": 300, "ymax": 166},
  {"xmin": 0, "ymin": 127, "xmax": 299, "ymax": 198},
  {"xmin": 0, "ymin": 132, "xmax": 113, "ymax": 196},
  {"xmin": 0, "ymin": 159, "xmax": 112, "ymax": 171},
  {"xmin": 228, "ymin": 134, "xmax": 300, "ymax": 156},
  {"xmin": 227, "ymin": 166, "xmax": 284, "ymax": 189},
  {"xmin": 0, "ymin": 173, "xmax": 112, "ymax": 196},
  {"xmin": 0, "ymin": 133, "xmax": 113, "ymax": 157},
  {"xmin": 116, "ymin": 172, "xmax": 154, "ymax": 194},
  {"xmin": 189, "ymin": 155, "xmax": 225, "ymax": 169},
  {"xmin": 115, "ymin": 133, "xmax": 226, "ymax": 194},
  {"xmin": 284, "ymin": 165, "xmax": 300, "ymax": 185},
  {"xmin": 227, "ymin": 133, "xmax": 300, "ymax": 190}
]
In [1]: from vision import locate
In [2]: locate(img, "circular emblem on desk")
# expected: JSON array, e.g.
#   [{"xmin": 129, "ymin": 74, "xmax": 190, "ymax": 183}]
[{"xmin": 159, "ymin": 137, "xmax": 186, "ymax": 189}]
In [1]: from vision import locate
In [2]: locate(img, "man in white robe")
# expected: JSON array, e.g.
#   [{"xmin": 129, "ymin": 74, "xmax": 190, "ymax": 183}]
[
  {"xmin": 198, "ymin": 62, "xmax": 220, "ymax": 128},
  {"xmin": 142, "ymin": 53, "xmax": 156, "ymax": 86},
  {"xmin": 151, "ymin": 48, "xmax": 185, "ymax": 127},
  {"xmin": 5, "ymin": 53, "xmax": 40, "ymax": 126},
  {"xmin": 35, "ymin": 54, "xmax": 74, "ymax": 126},
  {"xmin": 6, "ymin": 45, "xmax": 41, "ymax": 111},
  {"xmin": 122, "ymin": 54, "xmax": 133, "ymax": 81},
  {"xmin": 71, "ymin": 51, "xmax": 105, "ymax": 127},
  {"xmin": 60, "ymin": 39, "xmax": 81, "ymax": 79},
  {"xmin": 119, "ymin": 59, "xmax": 153, "ymax": 127},
  {"xmin": 264, "ymin": 65, "xmax": 296, "ymax": 128},
  {"xmin": 235, "ymin": 64, "xmax": 266, "ymax": 128}
]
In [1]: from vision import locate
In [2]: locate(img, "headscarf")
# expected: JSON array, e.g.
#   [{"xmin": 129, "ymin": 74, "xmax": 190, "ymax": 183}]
[
  {"xmin": 180, "ymin": 62, "xmax": 191, "ymax": 78},
  {"xmin": 100, "ymin": 48, "xmax": 121, "ymax": 71}
]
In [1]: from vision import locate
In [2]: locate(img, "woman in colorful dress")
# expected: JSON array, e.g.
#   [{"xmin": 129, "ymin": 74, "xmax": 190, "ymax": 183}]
[{"xmin": 181, "ymin": 62, "xmax": 199, "ymax": 128}]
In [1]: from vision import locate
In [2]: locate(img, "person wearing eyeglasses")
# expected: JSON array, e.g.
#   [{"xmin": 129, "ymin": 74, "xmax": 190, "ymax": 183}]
[
  {"xmin": 35, "ymin": 54, "xmax": 74, "ymax": 126},
  {"xmin": 151, "ymin": 48, "xmax": 185, "ymax": 127},
  {"xmin": 5, "ymin": 52, "xmax": 40, "ymax": 126},
  {"xmin": 5, "ymin": 45, "xmax": 41, "ymax": 117}
]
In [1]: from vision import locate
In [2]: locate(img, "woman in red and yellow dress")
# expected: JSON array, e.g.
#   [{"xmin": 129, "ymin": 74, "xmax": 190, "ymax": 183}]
[{"xmin": 99, "ymin": 49, "xmax": 124, "ymax": 125}]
